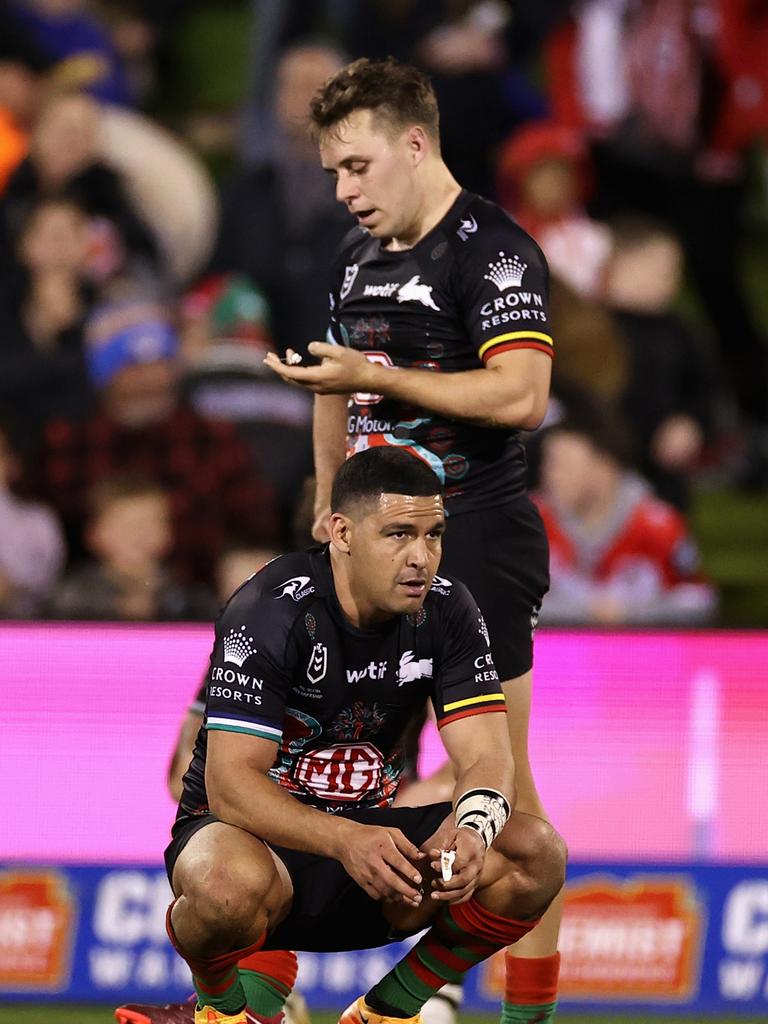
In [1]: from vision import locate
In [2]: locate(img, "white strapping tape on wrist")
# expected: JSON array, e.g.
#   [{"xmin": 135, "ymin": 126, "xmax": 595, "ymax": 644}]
[{"xmin": 455, "ymin": 787, "xmax": 511, "ymax": 849}]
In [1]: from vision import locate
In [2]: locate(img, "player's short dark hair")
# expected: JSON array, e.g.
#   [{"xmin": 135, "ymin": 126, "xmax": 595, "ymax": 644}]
[
  {"xmin": 331, "ymin": 448, "xmax": 443, "ymax": 514},
  {"xmin": 309, "ymin": 57, "xmax": 440, "ymax": 143}
]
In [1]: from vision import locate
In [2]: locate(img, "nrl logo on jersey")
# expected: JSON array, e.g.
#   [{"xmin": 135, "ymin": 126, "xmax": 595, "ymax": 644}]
[
  {"xmin": 430, "ymin": 574, "xmax": 453, "ymax": 596},
  {"xmin": 340, "ymin": 263, "xmax": 359, "ymax": 301},
  {"xmin": 398, "ymin": 650, "xmax": 433, "ymax": 686},
  {"xmin": 274, "ymin": 575, "xmax": 315, "ymax": 601},
  {"xmin": 307, "ymin": 642, "xmax": 328, "ymax": 684}
]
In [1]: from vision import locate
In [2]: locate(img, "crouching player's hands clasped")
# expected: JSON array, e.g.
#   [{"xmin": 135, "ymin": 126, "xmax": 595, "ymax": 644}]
[{"xmin": 422, "ymin": 820, "xmax": 486, "ymax": 905}]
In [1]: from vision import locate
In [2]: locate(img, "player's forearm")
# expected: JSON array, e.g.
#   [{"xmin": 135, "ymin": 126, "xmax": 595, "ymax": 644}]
[
  {"xmin": 313, "ymin": 392, "xmax": 349, "ymax": 509},
  {"xmin": 367, "ymin": 362, "xmax": 545, "ymax": 430},
  {"xmin": 207, "ymin": 767, "xmax": 358, "ymax": 860},
  {"xmin": 451, "ymin": 747, "xmax": 516, "ymax": 813}
]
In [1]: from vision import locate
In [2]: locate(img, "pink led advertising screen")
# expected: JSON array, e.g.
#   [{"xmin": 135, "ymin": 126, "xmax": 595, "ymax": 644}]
[{"xmin": 3, "ymin": 624, "xmax": 766, "ymax": 863}]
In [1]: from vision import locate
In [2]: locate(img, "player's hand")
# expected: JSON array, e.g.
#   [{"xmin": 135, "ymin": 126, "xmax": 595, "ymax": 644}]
[
  {"xmin": 339, "ymin": 824, "xmax": 426, "ymax": 906},
  {"xmin": 264, "ymin": 343, "xmax": 377, "ymax": 395},
  {"xmin": 422, "ymin": 822, "xmax": 486, "ymax": 904}
]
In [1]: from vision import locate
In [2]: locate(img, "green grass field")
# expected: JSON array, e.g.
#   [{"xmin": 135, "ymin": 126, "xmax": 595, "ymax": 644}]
[{"xmin": 0, "ymin": 1011, "xmax": 765, "ymax": 1024}]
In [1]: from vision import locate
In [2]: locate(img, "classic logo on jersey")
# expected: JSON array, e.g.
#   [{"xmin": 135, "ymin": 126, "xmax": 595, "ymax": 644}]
[
  {"xmin": 478, "ymin": 614, "xmax": 491, "ymax": 647},
  {"xmin": 294, "ymin": 742, "xmax": 384, "ymax": 801},
  {"xmin": 222, "ymin": 625, "xmax": 257, "ymax": 666},
  {"xmin": 340, "ymin": 264, "xmax": 359, "ymax": 300},
  {"xmin": 397, "ymin": 275, "xmax": 440, "ymax": 310},
  {"xmin": 274, "ymin": 575, "xmax": 315, "ymax": 601},
  {"xmin": 430, "ymin": 574, "xmax": 453, "ymax": 596},
  {"xmin": 457, "ymin": 214, "xmax": 478, "ymax": 241},
  {"xmin": 484, "ymin": 251, "xmax": 527, "ymax": 291},
  {"xmin": 398, "ymin": 650, "xmax": 433, "ymax": 685},
  {"xmin": 307, "ymin": 642, "xmax": 328, "ymax": 684}
]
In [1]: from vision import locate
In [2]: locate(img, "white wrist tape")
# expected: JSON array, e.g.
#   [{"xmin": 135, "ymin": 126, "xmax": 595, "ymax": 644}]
[{"xmin": 455, "ymin": 788, "xmax": 511, "ymax": 849}]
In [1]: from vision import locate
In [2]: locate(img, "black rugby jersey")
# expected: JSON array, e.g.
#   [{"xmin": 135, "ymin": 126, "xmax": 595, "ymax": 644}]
[
  {"xmin": 327, "ymin": 190, "xmax": 553, "ymax": 511},
  {"xmin": 180, "ymin": 548, "xmax": 504, "ymax": 815}
]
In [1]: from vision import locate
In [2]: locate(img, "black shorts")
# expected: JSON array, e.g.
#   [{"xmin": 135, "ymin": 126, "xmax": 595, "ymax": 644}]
[
  {"xmin": 441, "ymin": 496, "xmax": 549, "ymax": 680},
  {"xmin": 165, "ymin": 802, "xmax": 452, "ymax": 952}
]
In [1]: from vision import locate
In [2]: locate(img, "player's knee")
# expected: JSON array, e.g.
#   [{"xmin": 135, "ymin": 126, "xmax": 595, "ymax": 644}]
[
  {"xmin": 497, "ymin": 814, "xmax": 567, "ymax": 917},
  {"xmin": 182, "ymin": 854, "xmax": 275, "ymax": 938}
]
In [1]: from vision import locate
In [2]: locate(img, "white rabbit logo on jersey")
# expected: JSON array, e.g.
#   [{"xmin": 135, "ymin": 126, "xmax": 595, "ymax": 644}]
[{"xmin": 397, "ymin": 650, "xmax": 433, "ymax": 686}]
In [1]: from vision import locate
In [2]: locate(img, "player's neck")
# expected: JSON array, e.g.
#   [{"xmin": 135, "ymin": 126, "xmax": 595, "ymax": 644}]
[
  {"xmin": 330, "ymin": 551, "xmax": 390, "ymax": 629},
  {"xmin": 386, "ymin": 165, "xmax": 462, "ymax": 252}
]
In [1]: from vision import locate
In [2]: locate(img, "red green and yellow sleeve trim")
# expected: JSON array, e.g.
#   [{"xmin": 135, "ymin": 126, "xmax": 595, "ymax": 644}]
[{"xmin": 479, "ymin": 331, "xmax": 554, "ymax": 363}]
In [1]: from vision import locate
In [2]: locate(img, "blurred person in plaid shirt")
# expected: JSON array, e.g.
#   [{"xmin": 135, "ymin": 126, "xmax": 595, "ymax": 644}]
[{"xmin": 35, "ymin": 293, "xmax": 279, "ymax": 591}]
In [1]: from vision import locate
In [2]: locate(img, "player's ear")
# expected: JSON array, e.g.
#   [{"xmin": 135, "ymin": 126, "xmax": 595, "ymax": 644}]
[
  {"xmin": 406, "ymin": 125, "xmax": 428, "ymax": 165},
  {"xmin": 329, "ymin": 512, "xmax": 353, "ymax": 555}
]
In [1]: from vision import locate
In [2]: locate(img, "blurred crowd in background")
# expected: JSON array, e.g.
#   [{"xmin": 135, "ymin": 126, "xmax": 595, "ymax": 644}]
[{"xmin": 1, "ymin": 0, "xmax": 767, "ymax": 627}]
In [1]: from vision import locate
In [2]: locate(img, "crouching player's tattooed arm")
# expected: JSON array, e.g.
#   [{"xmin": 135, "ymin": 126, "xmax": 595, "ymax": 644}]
[
  {"xmin": 206, "ymin": 730, "xmax": 426, "ymax": 907},
  {"xmin": 421, "ymin": 710, "xmax": 515, "ymax": 905}
]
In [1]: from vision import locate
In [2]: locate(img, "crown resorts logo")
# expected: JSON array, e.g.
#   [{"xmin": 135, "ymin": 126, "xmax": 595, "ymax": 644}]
[
  {"xmin": 484, "ymin": 251, "xmax": 527, "ymax": 291},
  {"xmin": 223, "ymin": 625, "xmax": 257, "ymax": 666}
]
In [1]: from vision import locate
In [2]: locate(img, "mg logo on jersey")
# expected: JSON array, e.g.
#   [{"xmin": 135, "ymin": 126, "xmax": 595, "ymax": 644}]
[
  {"xmin": 398, "ymin": 650, "xmax": 433, "ymax": 686},
  {"xmin": 353, "ymin": 350, "xmax": 395, "ymax": 405},
  {"xmin": 273, "ymin": 575, "xmax": 315, "ymax": 601},
  {"xmin": 307, "ymin": 642, "xmax": 327, "ymax": 684},
  {"xmin": 396, "ymin": 275, "xmax": 440, "ymax": 310},
  {"xmin": 340, "ymin": 263, "xmax": 359, "ymax": 300},
  {"xmin": 294, "ymin": 742, "xmax": 384, "ymax": 801}
]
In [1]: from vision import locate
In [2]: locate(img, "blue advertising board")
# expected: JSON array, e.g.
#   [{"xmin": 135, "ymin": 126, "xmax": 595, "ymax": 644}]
[{"xmin": 1, "ymin": 861, "xmax": 767, "ymax": 1014}]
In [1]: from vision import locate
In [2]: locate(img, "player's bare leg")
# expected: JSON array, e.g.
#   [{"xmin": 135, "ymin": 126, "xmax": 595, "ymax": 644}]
[
  {"xmin": 394, "ymin": 670, "xmax": 563, "ymax": 1023},
  {"xmin": 340, "ymin": 810, "xmax": 566, "ymax": 1024},
  {"xmin": 500, "ymin": 669, "xmax": 563, "ymax": 1023}
]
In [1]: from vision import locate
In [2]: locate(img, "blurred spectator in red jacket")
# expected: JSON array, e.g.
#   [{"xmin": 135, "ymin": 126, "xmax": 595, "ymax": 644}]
[
  {"xmin": 534, "ymin": 410, "xmax": 717, "ymax": 625},
  {"xmin": 496, "ymin": 119, "xmax": 612, "ymax": 298},
  {"xmin": 545, "ymin": 0, "xmax": 768, "ymax": 446},
  {"xmin": 36, "ymin": 293, "xmax": 278, "ymax": 588}
]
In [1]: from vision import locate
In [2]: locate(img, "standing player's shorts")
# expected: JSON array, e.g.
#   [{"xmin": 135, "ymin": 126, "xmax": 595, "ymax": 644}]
[
  {"xmin": 440, "ymin": 495, "xmax": 549, "ymax": 681},
  {"xmin": 165, "ymin": 802, "xmax": 452, "ymax": 952}
]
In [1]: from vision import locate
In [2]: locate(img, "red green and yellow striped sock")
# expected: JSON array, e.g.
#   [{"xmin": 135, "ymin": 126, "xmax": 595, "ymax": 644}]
[
  {"xmin": 166, "ymin": 901, "xmax": 264, "ymax": 1015},
  {"xmin": 367, "ymin": 899, "xmax": 539, "ymax": 1018},
  {"xmin": 238, "ymin": 949, "xmax": 298, "ymax": 1017},
  {"xmin": 500, "ymin": 952, "xmax": 560, "ymax": 1023}
]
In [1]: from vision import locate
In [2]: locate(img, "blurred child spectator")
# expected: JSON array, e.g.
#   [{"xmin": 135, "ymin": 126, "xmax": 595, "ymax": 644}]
[
  {"xmin": 534, "ymin": 412, "xmax": 717, "ymax": 626},
  {"xmin": 0, "ymin": 196, "xmax": 95, "ymax": 445},
  {"xmin": 2, "ymin": 90, "xmax": 160, "ymax": 282},
  {"xmin": 36, "ymin": 294, "xmax": 278, "ymax": 589},
  {"xmin": 215, "ymin": 541, "xmax": 282, "ymax": 606},
  {"xmin": 0, "ymin": 417, "xmax": 65, "ymax": 617},
  {"xmin": 180, "ymin": 273, "xmax": 313, "ymax": 542},
  {"xmin": 212, "ymin": 42, "xmax": 351, "ymax": 357},
  {"xmin": 603, "ymin": 216, "xmax": 715, "ymax": 508},
  {"xmin": 49, "ymin": 474, "xmax": 215, "ymax": 621},
  {"xmin": 496, "ymin": 120, "xmax": 611, "ymax": 298}
]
